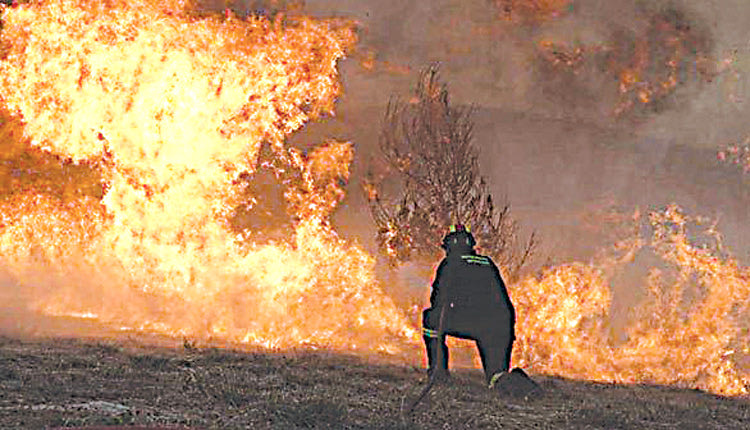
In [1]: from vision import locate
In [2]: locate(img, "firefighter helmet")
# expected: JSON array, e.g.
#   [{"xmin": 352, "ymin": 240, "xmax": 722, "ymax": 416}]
[{"xmin": 441, "ymin": 224, "xmax": 476, "ymax": 250}]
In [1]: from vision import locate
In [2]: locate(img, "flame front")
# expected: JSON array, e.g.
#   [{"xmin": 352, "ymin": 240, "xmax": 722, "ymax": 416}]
[
  {"xmin": 512, "ymin": 206, "xmax": 750, "ymax": 396},
  {"xmin": 0, "ymin": 0, "xmax": 416, "ymax": 353}
]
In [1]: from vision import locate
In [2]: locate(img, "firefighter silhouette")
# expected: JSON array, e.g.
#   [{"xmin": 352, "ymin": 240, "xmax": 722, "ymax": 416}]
[{"xmin": 422, "ymin": 224, "xmax": 515, "ymax": 387}]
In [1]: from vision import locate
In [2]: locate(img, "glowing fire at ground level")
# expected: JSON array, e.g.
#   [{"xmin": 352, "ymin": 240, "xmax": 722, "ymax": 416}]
[
  {"xmin": 0, "ymin": 0, "xmax": 417, "ymax": 357},
  {"xmin": 0, "ymin": 1, "xmax": 747, "ymax": 398}
]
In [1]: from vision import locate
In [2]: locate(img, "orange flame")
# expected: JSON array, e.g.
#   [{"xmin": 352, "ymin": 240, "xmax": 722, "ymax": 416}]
[
  {"xmin": 512, "ymin": 205, "xmax": 750, "ymax": 395},
  {"xmin": 0, "ymin": 0, "xmax": 417, "ymax": 353}
]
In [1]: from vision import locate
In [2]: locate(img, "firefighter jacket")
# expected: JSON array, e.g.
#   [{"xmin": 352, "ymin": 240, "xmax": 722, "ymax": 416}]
[{"xmin": 423, "ymin": 251, "xmax": 515, "ymax": 339}]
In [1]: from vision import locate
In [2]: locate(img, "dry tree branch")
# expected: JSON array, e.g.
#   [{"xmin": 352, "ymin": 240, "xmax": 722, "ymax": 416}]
[{"xmin": 365, "ymin": 64, "xmax": 536, "ymax": 279}]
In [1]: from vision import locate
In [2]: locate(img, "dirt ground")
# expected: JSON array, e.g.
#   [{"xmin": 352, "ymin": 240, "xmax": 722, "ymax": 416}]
[{"xmin": 1, "ymin": 335, "xmax": 749, "ymax": 429}]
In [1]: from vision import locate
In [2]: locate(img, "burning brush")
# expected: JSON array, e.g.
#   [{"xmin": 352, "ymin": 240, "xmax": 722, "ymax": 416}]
[{"xmin": 0, "ymin": 0, "xmax": 418, "ymax": 353}]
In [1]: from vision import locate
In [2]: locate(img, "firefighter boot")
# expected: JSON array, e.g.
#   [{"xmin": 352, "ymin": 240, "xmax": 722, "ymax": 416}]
[{"xmin": 423, "ymin": 335, "xmax": 450, "ymax": 382}]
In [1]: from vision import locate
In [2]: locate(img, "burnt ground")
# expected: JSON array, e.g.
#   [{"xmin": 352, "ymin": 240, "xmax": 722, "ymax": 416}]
[{"xmin": 0, "ymin": 336, "xmax": 748, "ymax": 429}]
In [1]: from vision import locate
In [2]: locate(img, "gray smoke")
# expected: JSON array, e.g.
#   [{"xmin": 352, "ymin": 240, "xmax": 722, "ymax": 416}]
[{"xmin": 280, "ymin": 0, "xmax": 750, "ymax": 268}]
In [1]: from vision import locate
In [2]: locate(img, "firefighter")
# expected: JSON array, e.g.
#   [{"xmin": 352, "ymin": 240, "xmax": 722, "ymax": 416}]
[{"xmin": 422, "ymin": 224, "xmax": 515, "ymax": 388}]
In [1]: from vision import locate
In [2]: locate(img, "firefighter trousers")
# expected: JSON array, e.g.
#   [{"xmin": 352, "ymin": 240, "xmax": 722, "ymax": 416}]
[{"xmin": 423, "ymin": 309, "xmax": 514, "ymax": 383}]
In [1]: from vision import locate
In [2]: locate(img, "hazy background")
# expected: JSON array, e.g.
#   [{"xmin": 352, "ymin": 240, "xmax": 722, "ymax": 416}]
[{"xmin": 272, "ymin": 0, "xmax": 750, "ymax": 268}]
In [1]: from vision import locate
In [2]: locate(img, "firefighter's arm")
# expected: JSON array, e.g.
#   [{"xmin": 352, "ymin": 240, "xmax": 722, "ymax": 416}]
[
  {"xmin": 490, "ymin": 260, "xmax": 516, "ymax": 320},
  {"xmin": 429, "ymin": 259, "xmax": 448, "ymax": 308}
]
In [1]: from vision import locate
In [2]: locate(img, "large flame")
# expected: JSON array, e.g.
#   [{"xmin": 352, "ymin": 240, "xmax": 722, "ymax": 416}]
[
  {"xmin": 512, "ymin": 205, "xmax": 750, "ymax": 395},
  {"xmin": 0, "ymin": 0, "xmax": 416, "ymax": 353}
]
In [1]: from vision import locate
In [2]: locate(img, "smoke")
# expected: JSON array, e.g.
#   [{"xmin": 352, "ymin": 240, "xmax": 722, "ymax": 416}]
[
  {"xmin": 290, "ymin": 0, "xmax": 750, "ymax": 362},
  {"xmin": 281, "ymin": 0, "xmax": 750, "ymax": 262}
]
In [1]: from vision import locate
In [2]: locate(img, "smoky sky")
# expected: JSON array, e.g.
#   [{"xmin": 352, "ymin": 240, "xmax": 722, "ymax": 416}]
[
  {"xmin": 204, "ymin": 0, "xmax": 750, "ymax": 265},
  {"xmin": 281, "ymin": 0, "xmax": 750, "ymax": 264}
]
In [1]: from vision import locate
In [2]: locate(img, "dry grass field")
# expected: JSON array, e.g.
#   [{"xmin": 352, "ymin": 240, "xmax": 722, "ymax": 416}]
[{"xmin": 0, "ymin": 335, "xmax": 748, "ymax": 429}]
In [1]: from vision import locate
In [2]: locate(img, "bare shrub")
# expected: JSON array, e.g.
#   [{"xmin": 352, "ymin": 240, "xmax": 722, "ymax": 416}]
[{"xmin": 365, "ymin": 64, "xmax": 535, "ymax": 280}]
